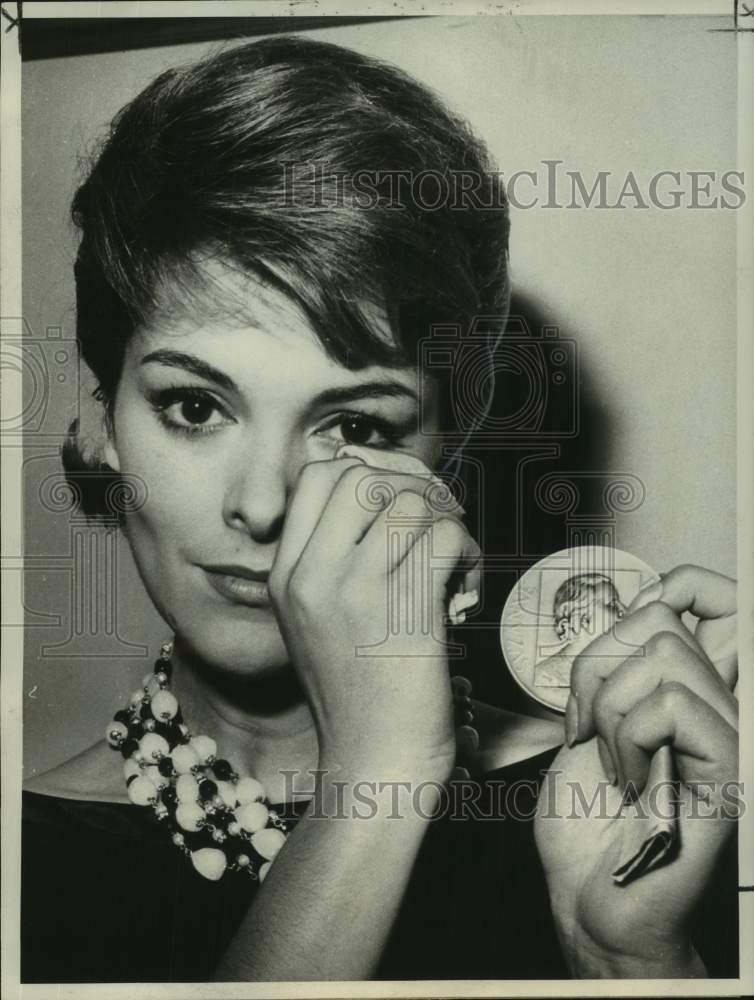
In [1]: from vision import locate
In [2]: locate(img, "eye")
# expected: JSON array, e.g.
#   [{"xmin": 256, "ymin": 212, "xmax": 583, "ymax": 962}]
[
  {"xmin": 318, "ymin": 412, "xmax": 409, "ymax": 449},
  {"xmin": 150, "ymin": 387, "xmax": 232, "ymax": 436}
]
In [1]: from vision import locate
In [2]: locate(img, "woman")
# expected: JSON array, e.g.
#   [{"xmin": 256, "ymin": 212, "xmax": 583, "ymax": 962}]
[{"xmin": 21, "ymin": 35, "xmax": 739, "ymax": 983}]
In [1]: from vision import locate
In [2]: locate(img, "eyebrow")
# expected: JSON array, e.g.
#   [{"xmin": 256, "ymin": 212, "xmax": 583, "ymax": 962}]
[{"xmin": 140, "ymin": 350, "xmax": 418, "ymax": 405}]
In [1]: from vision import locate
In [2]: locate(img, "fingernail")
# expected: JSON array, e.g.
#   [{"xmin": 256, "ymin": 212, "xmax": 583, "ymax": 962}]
[
  {"xmin": 597, "ymin": 736, "xmax": 617, "ymax": 785},
  {"xmin": 565, "ymin": 695, "xmax": 578, "ymax": 748},
  {"xmin": 629, "ymin": 578, "xmax": 663, "ymax": 613},
  {"xmin": 334, "ymin": 444, "xmax": 366, "ymax": 464}
]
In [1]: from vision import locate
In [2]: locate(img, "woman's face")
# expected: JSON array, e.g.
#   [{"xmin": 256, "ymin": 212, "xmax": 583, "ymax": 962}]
[{"xmin": 105, "ymin": 261, "xmax": 444, "ymax": 677}]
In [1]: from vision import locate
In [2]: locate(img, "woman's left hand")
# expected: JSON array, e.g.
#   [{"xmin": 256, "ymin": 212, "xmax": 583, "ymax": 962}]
[{"xmin": 534, "ymin": 564, "xmax": 738, "ymax": 978}]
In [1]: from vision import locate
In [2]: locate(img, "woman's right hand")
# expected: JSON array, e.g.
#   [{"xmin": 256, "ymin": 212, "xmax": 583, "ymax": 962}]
[{"xmin": 268, "ymin": 457, "xmax": 480, "ymax": 784}]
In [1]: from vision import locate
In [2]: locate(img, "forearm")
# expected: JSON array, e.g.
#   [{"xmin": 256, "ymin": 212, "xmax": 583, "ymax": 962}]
[{"xmin": 214, "ymin": 770, "xmax": 438, "ymax": 981}]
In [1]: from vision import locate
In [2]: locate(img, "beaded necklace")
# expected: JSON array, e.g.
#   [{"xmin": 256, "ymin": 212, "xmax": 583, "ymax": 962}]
[{"xmin": 107, "ymin": 642, "xmax": 479, "ymax": 883}]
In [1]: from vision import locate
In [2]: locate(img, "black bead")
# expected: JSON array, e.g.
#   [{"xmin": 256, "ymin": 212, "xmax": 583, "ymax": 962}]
[
  {"xmin": 158, "ymin": 757, "xmax": 174, "ymax": 777},
  {"xmin": 154, "ymin": 721, "xmax": 174, "ymax": 742},
  {"xmin": 154, "ymin": 657, "xmax": 172, "ymax": 678},
  {"xmin": 114, "ymin": 709, "xmax": 131, "ymax": 725},
  {"xmin": 140, "ymin": 703, "xmax": 153, "ymax": 721},
  {"xmin": 199, "ymin": 779, "xmax": 218, "ymax": 802},
  {"xmin": 128, "ymin": 722, "xmax": 144, "ymax": 741},
  {"xmin": 120, "ymin": 738, "xmax": 139, "ymax": 759},
  {"xmin": 162, "ymin": 786, "xmax": 177, "ymax": 809},
  {"xmin": 212, "ymin": 759, "xmax": 233, "ymax": 781}
]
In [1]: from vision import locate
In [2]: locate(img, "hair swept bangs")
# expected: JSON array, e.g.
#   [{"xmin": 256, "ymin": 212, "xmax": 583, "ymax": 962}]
[{"xmin": 71, "ymin": 35, "xmax": 510, "ymax": 402}]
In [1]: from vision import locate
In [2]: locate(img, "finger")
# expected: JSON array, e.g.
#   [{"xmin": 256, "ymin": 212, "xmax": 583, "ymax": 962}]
[
  {"xmin": 272, "ymin": 458, "xmax": 364, "ymax": 583},
  {"xmin": 304, "ymin": 469, "xmax": 465, "ymax": 571},
  {"xmin": 591, "ymin": 631, "xmax": 738, "ymax": 780},
  {"xmin": 355, "ymin": 484, "xmax": 468, "ymax": 568},
  {"xmin": 657, "ymin": 565, "xmax": 737, "ymax": 689},
  {"xmin": 335, "ymin": 442, "xmax": 466, "ymax": 520},
  {"xmin": 629, "ymin": 564, "xmax": 736, "ymax": 620},
  {"xmin": 613, "ymin": 681, "xmax": 738, "ymax": 802},
  {"xmin": 394, "ymin": 516, "xmax": 481, "ymax": 621},
  {"xmin": 568, "ymin": 600, "xmax": 709, "ymax": 743}
]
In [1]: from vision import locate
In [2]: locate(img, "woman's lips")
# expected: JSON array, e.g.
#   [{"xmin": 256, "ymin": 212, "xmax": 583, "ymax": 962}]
[{"xmin": 203, "ymin": 569, "xmax": 271, "ymax": 607}]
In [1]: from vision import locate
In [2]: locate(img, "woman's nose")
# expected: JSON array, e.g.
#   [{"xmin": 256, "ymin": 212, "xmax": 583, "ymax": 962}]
[{"xmin": 222, "ymin": 439, "xmax": 301, "ymax": 544}]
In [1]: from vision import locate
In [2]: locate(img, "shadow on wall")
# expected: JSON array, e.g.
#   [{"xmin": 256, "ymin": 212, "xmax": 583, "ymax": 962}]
[{"xmin": 460, "ymin": 290, "xmax": 615, "ymax": 715}]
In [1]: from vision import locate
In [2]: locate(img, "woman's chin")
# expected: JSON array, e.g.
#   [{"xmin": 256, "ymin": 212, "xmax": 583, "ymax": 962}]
[{"xmin": 173, "ymin": 613, "xmax": 292, "ymax": 678}]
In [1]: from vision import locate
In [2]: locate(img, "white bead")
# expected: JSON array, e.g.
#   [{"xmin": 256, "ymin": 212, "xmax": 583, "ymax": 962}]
[
  {"xmin": 235, "ymin": 801, "xmax": 269, "ymax": 834},
  {"xmin": 129, "ymin": 689, "xmax": 145, "ymax": 707},
  {"xmin": 176, "ymin": 802, "xmax": 204, "ymax": 832},
  {"xmin": 172, "ymin": 744, "xmax": 201, "ymax": 774},
  {"xmin": 139, "ymin": 732, "xmax": 169, "ymax": 762},
  {"xmin": 235, "ymin": 776, "xmax": 265, "ymax": 805},
  {"xmin": 176, "ymin": 773, "xmax": 200, "ymax": 802},
  {"xmin": 251, "ymin": 827, "xmax": 286, "ymax": 861},
  {"xmin": 144, "ymin": 765, "xmax": 170, "ymax": 790},
  {"xmin": 127, "ymin": 774, "xmax": 158, "ymax": 806},
  {"xmin": 190, "ymin": 735, "xmax": 217, "ymax": 764},
  {"xmin": 216, "ymin": 780, "xmax": 238, "ymax": 809},
  {"xmin": 145, "ymin": 675, "xmax": 163, "ymax": 697},
  {"xmin": 106, "ymin": 721, "xmax": 128, "ymax": 746},
  {"xmin": 259, "ymin": 861, "xmax": 272, "ymax": 883},
  {"xmin": 123, "ymin": 758, "xmax": 142, "ymax": 781},
  {"xmin": 142, "ymin": 672, "xmax": 154, "ymax": 688},
  {"xmin": 227, "ymin": 821, "xmax": 241, "ymax": 837},
  {"xmin": 190, "ymin": 847, "xmax": 227, "ymax": 881},
  {"xmin": 150, "ymin": 690, "xmax": 178, "ymax": 721}
]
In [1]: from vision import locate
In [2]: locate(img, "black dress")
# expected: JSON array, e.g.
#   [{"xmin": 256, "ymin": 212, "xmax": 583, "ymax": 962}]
[{"xmin": 20, "ymin": 747, "xmax": 738, "ymax": 983}]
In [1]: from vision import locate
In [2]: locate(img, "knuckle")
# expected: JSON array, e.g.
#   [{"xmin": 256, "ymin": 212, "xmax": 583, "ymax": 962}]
[
  {"xmin": 393, "ymin": 488, "xmax": 431, "ymax": 519},
  {"xmin": 431, "ymin": 516, "xmax": 465, "ymax": 547},
  {"xmin": 646, "ymin": 629, "xmax": 684, "ymax": 660},
  {"xmin": 656, "ymin": 679, "xmax": 689, "ymax": 712},
  {"xmin": 668, "ymin": 563, "xmax": 700, "ymax": 583},
  {"xmin": 636, "ymin": 599, "xmax": 674, "ymax": 631},
  {"xmin": 297, "ymin": 459, "xmax": 329, "ymax": 486}
]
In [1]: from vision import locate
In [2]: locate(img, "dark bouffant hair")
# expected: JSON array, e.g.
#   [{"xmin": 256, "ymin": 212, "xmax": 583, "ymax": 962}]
[{"xmin": 66, "ymin": 35, "xmax": 510, "ymax": 511}]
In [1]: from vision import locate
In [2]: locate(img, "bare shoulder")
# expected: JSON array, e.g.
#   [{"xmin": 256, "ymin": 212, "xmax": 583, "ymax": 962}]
[
  {"xmin": 472, "ymin": 699, "xmax": 563, "ymax": 772},
  {"xmin": 23, "ymin": 740, "xmax": 128, "ymax": 804}
]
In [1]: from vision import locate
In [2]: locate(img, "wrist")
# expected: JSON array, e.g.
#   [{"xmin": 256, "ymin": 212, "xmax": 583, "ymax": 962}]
[
  {"xmin": 317, "ymin": 744, "xmax": 455, "ymax": 787},
  {"xmin": 312, "ymin": 756, "xmax": 453, "ymax": 823}
]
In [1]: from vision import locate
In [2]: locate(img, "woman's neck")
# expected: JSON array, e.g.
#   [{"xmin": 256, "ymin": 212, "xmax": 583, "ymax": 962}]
[{"xmin": 169, "ymin": 638, "xmax": 319, "ymax": 803}]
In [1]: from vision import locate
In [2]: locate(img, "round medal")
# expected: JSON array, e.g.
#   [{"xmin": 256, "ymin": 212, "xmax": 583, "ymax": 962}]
[{"xmin": 500, "ymin": 545, "xmax": 661, "ymax": 713}]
